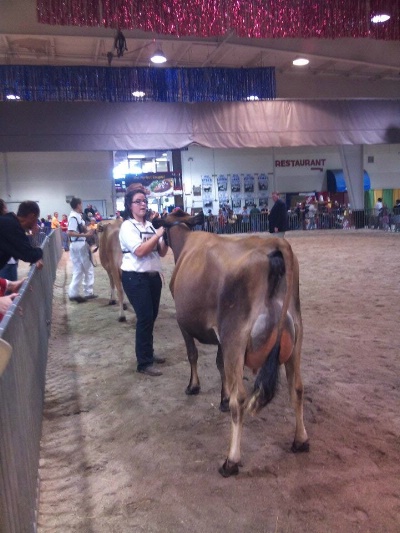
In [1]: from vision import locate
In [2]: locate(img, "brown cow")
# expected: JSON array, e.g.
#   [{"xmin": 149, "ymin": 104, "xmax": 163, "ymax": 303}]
[
  {"xmin": 97, "ymin": 219, "xmax": 127, "ymax": 322},
  {"xmin": 153, "ymin": 210, "xmax": 309, "ymax": 477}
]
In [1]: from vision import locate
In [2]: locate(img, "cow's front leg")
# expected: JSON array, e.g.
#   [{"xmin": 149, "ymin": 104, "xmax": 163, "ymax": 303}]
[
  {"xmin": 180, "ymin": 327, "xmax": 200, "ymax": 395},
  {"xmin": 216, "ymin": 345, "xmax": 229, "ymax": 412}
]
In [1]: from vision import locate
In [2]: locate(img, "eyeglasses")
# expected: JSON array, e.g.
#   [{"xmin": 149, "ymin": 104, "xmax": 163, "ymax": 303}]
[{"xmin": 132, "ymin": 199, "xmax": 148, "ymax": 205}]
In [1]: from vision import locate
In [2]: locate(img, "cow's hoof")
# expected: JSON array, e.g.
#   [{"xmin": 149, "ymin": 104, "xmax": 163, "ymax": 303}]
[
  {"xmin": 219, "ymin": 459, "xmax": 239, "ymax": 477},
  {"xmin": 219, "ymin": 398, "xmax": 230, "ymax": 412},
  {"xmin": 118, "ymin": 316, "xmax": 127, "ymax": 323},
  {"xmin": 123, "ymin": 303, "xmax": 128, "ymax": 310},
  {"xmin": 291, "ymin": 440, "xmax": 310, "ymax": 453},
  {"xmin": 185, "ymin": 385, "xmax": 200, "ymax": 395},
  {"xmin": 109, "ymin": 300, "xmax": 117, "ymax": 306}
]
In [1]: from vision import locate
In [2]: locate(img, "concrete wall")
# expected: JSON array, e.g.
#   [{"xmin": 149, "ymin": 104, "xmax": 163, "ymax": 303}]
[{"xmin": 0, "ymin": 151, "xmax": 114, "ymax": 218}]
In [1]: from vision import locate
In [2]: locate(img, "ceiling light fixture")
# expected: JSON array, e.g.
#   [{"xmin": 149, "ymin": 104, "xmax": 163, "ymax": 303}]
[
  {"xmin": 150, "ymin": 47, "xmax": 167, "ymax": 64},
  {"xmin": 132, "ymin": 91, "xmax": 145, "ymax": 98},
  {"xmin": 5, "ymin": 88, "xmax": 21, "ymax": 100},
  {"xmin": 246, "ymin": 95, "xmax": 259, "ymax": 101},
  {"xmin": 371, "ymin": 13, "xmax": 391, "ymax": 23},
  {"xmin": 293, "ymin": 58, "xmax": 309, "ymax": 66}
]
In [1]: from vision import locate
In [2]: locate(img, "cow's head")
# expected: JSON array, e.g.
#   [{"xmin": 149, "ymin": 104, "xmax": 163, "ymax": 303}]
[
  {"xmin": 153, "ymin": 209, "xmax": 205, "ymax": 253},
  {"xmin": 152, "ymin": 209, "xmax": 204, "ymax": 230}
]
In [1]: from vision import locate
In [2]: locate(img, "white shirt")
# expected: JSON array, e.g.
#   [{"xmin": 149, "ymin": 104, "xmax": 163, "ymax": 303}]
[
  {"xmin": 374, "ymin": 201, "xmax": 383, "ymax": 215},
  {"xmin": 68, "ymin": 210, "xmax": 86, "ymax": 243},
  {"xmin": 119, "ymin": 218, "xmax": 163, "ymax": 272}
]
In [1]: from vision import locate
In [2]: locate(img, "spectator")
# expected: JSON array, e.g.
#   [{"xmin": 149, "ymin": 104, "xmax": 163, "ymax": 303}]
[
  {"xmin": 393, "ymin": 199, "xmax": 400, "ymax": 232},
  {"xmin": 268, "ymin": 191, "xmax": 288, "ymax": 238},
  {"xmin": 0, "ymin": 200, "xmax": 44, "ymax": 271},
  {"xmin": 374, "ymin": 197, "xmax": 383, "ymax": 229},
  {"xmin": 60, "ymin": 214, "xmax": 69, "ymax": 251},
  {"xmin": 307, "ymin": 202, "xmax": 317, "ymax": 230},
  {"xmin": 0, "ymin": 199, "xmax": 18, "ymax": 281},
  {"xmin": 67, "ymin": 197, "xmax": 97, "ymax": 303},
  {"xmin": 51, "ymin": 211, "xmax": 60, "ymax": 229},
  {"xmin": 249, "ymin": 204, "xmax": 261, "ymax": 232},
  {"xmin": 241, "ymin": 206, "xmax": 250, "ymax": 232}
]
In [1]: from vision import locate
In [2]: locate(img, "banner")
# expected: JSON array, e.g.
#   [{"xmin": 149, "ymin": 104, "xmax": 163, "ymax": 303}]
[{"xmin": 202, "ymin": 175, "xmax": 213, "ymax": 210}]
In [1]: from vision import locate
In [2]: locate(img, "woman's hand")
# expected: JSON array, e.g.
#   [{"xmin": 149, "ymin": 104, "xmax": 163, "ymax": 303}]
[{"xmin": 155, "ymin": 227, "xmax": 165, "ymax": 238}]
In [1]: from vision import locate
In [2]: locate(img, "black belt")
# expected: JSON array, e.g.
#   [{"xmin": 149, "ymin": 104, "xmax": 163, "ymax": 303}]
[{"xmin": 132, "ymin": 271, "xmax": 159, "ymax": 277}]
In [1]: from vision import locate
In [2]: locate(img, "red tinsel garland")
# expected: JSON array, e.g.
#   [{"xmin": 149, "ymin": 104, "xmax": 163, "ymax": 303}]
[{"xmin": 36, "ymin": 0, "xmax": 400, "ymax": 40}]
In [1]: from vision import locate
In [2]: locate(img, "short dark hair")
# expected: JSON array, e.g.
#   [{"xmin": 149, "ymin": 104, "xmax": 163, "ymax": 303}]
[
  {"xmin": 17, "ymin": 201, "xmax": 40, "ymax": 218},
  {"xmin": 70, "ymin": 197, "xmax": 82, "ymax": 210}
]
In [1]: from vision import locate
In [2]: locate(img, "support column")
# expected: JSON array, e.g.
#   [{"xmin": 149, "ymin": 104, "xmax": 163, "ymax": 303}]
[{"xmin": 339, "ymin": 144, "xmax": 365, "ymax": 227}]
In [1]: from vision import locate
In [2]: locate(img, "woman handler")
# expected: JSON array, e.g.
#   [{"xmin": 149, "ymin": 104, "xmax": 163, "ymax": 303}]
[{"xmin": 119, "ymin": 188, "xmax": 168, "ymax": 376}]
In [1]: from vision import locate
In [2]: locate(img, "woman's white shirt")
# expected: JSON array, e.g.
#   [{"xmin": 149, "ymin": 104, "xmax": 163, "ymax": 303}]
[{"xmin": 119, "ymin": 218, "xmax": 163, "ymax": 272}]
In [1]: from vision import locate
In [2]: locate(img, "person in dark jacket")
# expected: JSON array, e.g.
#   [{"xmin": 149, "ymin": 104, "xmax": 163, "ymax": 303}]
[
  {"xmin": 268, "ymin": 191, "xmax": 288, "ymax": 238},
  {"xmin": 0, "ymin": 201, "xmax": 44, "ymax": 270}
]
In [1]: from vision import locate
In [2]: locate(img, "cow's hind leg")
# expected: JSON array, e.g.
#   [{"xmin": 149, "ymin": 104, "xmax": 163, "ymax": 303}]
[
  {"xmin": 216, "ymin": 345, "xmax": 230, "ymax": 412},
  {"xmin": 284, "ymin": 330, "xmax": 309, "ymax": 453},
  {"xmin": 180, "ymin": 327, "xmax": 200, "ymax": 395},
  {"xmin": 219, "ymin": 341, "xmax": 247, "ymax": 477}
]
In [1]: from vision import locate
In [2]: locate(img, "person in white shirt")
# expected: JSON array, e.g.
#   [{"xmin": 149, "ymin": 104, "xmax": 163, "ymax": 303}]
[
  {"xmin": 374, "ymin": 197, "xmax": 383, "ymax": 229},
  {"xmin": 67, "ymin": 197, "xmax": 97, "ymax": 303},
  {"xmin": 119, "ymin": 187, "xmax": 168, "ymax": 376}
]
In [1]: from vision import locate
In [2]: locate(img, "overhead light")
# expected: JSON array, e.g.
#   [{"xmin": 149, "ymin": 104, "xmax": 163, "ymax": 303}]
[
  {"xmin": 150, "ymin": 47, "xmax": 167, "ymax": 64},
  {"xmin": 371, "ymin": 13, "xmax": 390, "ymax": 23},
  {"xmin": 293, "ymin": 58, "xmax": 309, "ymax": 66},
  {"xmin": 6, "ymin": 94, "xmax": 21, "ymax": 101},
  {"xmin": 132, "ymin": 91, "xmax": 145, "ymax": 98},
  {"xmin": 5, "ymin": 87, "xmax": 21, "ymax": 100},
  {"xmin": 246, "ymin": 95, "xmax": 259, "ymax": 101}
]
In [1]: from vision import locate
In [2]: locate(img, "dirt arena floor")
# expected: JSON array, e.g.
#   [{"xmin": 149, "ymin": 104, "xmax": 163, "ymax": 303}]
[{"xmin": 36, "ymin": 229, "xmax": 400, "ymax": 533}]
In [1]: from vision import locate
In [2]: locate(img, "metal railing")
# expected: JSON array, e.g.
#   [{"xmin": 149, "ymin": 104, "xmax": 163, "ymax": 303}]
[
  {"xmin": 0, "ymin": 229, "xmax": 62, "ymax": 533},
  {"xmin": 201, "ymin": 208, "xmax": 400, "ymax": 235}
]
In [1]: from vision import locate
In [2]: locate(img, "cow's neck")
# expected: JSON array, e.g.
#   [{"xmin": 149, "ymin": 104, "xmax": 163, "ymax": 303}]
[{"xmin": 169, "ymin": 224, "xmax": 190, "ymax": 263}]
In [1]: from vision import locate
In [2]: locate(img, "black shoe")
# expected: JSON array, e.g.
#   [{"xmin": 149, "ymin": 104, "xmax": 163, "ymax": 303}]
[
  {"xmin": 69, "ymin": 296, "xmax": 87, "ymax": 303},
  {"xmin": 138, "ymin": 366, "xmax": 163, "ymax": 377},
  {"xmin": 153, "ymin": 355, "xmax": 166, "ymax": 364},
  {"xmin": 85, "ymin": 294, "xmax": 98, "ymax": 300}
]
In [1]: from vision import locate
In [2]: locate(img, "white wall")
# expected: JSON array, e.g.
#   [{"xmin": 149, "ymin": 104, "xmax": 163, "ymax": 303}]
[
  {"xmin": 1, "ymin": 145, "xmax": 399, "ymax": 217},
  {"xmin": 364, "ymin": 144, "xmax": 400, "ymax": 189},
  {"xmin": 0, "ymin": 151, "xmax": 114, "ymax": 218}
]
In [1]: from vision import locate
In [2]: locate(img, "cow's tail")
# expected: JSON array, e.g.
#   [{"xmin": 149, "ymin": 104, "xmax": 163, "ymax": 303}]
[
  {"xmin": 247, "ymin": 239, "xmax": 295, "ymax": 415},
  {"xmin": 247, "ymin": 341, "xmax": 280, "ymax": 414}
]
